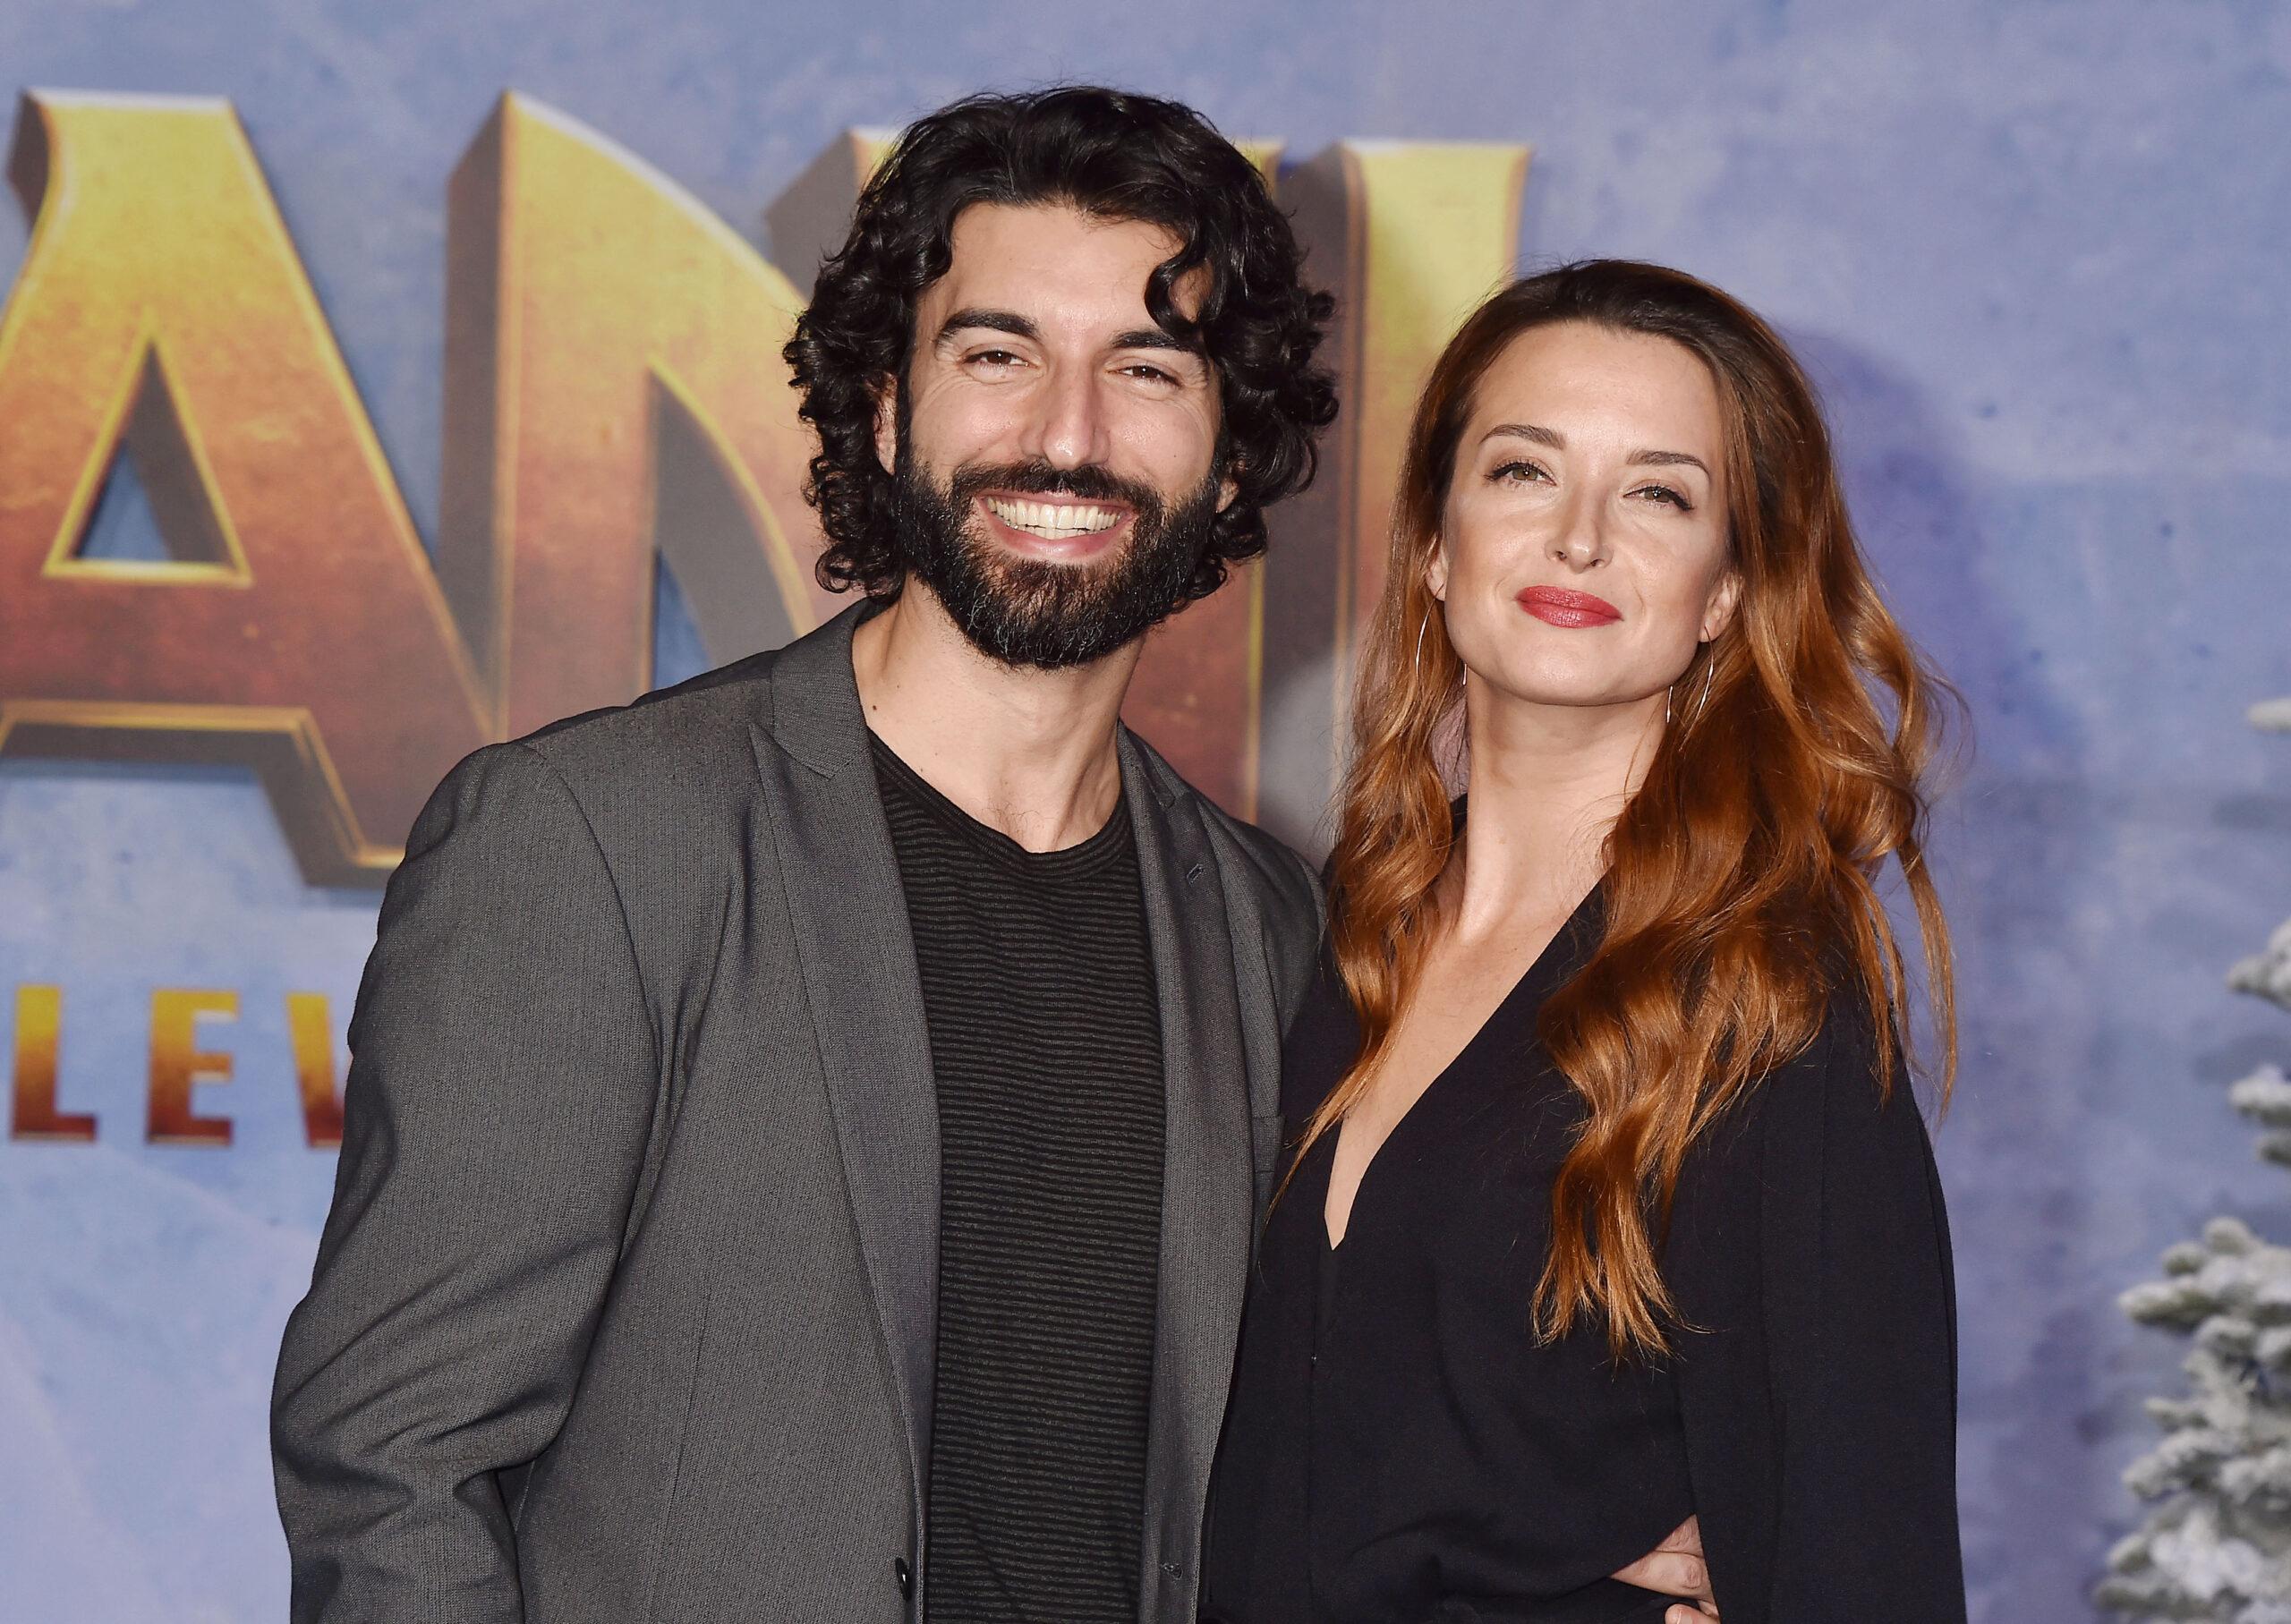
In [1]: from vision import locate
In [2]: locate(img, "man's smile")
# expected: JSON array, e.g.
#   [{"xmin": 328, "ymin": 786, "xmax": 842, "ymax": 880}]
[
  {"xmin": 981, "ymin": 494, "xmax": 1129, "ymax": 539},
  {"xmin": 974, "ymin": 492, "xmax": 1137, "ymax": 561}
]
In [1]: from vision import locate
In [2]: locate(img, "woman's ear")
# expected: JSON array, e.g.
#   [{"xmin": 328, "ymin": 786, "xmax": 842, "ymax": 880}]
[
  {"xmin": 1701, "ymin": 567, "xmax": 1743, "ymax": 642},
  {"xmin": 1425, "ymin": 539, "xmax": 1450, "ymax": 603}
]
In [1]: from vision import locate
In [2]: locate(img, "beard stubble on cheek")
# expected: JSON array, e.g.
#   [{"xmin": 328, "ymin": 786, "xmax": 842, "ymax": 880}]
[{"xmin": 888, "ymin": 431, "xmax": 1225, "ymax": 671}]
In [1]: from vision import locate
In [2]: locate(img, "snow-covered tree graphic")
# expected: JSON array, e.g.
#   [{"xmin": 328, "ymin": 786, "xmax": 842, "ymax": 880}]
[{"xmin": 2099, "ymin": 702, "xmax": 2291, "ymax": 1620}]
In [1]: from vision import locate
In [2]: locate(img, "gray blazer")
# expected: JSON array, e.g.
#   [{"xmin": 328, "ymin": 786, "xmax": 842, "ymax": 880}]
[{"xmin": 271, "ymin": 603, "xmax": 1324, "ymax": 1623}]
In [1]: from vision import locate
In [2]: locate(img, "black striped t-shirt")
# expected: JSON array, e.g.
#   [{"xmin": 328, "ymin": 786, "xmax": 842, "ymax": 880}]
[{"xmin": 870, "ymin": 733, "xmax": 1167, "ymax": 1623}]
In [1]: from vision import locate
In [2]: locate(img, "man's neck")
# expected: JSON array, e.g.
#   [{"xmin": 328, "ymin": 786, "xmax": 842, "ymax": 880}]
[{"xmin": 849, "ymin": 584, "xmax": 1142, "ymax": 853}]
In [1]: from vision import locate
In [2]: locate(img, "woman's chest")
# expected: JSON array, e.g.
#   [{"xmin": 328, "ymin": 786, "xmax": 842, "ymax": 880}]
[
  {"xmin": 1305, "ymin": 1076, "xmax": 1579, "ymax": 1278},
  {"xmin": 1247, "ymin": 1000, "xmax": 1691, "ymax": 1605}
]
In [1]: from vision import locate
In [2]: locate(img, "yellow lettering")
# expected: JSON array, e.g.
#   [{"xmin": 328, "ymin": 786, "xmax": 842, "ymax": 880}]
[
  {"xmin": 1274, "ymin": 140, "xmax": 1530, "ymax": 795},
  {"xmin": 147, "ymin": 988, "xmax": 237, "ymax": 1146},
  {"xmin": 439, "ymin": 95, "xmax": 829, "ymax": 739},
  {"xmin": 0, "ymin": 94, "xmax": 492, "ymax": 883},
  {"xmin": 9, "ymin": 985, "xmax": 90, "ymax": 1142},
  {"xmin": 286, "ymin": 991, "xmax": 344, "ymax": 1149}
]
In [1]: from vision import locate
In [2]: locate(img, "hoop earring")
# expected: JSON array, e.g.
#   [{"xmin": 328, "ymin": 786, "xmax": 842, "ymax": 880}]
[
  {"xmin": 1413, "ymin": 612, "xmax": 1429, "ymax": 680},
  {"xmin": 1668, "ymin": 653, "xmax": 1717, "ymax": 730}
]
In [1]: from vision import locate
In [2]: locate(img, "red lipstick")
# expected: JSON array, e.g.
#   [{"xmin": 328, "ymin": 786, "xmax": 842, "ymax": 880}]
[{"xmin": 1516, "ymin": 585, "xmax": 1621, "ymax": 628}]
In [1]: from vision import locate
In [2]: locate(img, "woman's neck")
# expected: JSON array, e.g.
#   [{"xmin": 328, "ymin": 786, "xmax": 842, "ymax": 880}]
[{"xmin": 1445, "ymin": 685, "xmax": 1666, "ymax": 941}]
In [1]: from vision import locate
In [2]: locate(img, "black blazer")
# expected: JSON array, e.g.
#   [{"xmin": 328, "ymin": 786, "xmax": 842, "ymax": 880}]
[{"xmin": 1205, "ymin": 910, "xmax": 1963, "ymax": 1623}]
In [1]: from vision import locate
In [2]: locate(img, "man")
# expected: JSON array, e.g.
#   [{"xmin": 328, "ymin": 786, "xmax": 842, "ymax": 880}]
[{"xmin": 272, "ymin": 85, "xmax": 1716, "ymax": 1623}]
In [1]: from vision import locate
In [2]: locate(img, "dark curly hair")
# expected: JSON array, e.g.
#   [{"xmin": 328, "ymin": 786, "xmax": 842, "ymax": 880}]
[{"xmin": 784, "ymin": 84, "xmax": 1339, "ymax": 604}]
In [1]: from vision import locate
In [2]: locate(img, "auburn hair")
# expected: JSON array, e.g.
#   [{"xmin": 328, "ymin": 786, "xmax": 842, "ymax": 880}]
[{"xmin": 1300, "ymin": 259, "xmax": 1957, "ymax": 1360}]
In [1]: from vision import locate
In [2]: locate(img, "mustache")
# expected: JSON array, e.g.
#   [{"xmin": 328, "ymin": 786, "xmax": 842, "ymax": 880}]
[{"xmin": 945, "ymin": 459, "xmax": 1165, "ymax": 514}]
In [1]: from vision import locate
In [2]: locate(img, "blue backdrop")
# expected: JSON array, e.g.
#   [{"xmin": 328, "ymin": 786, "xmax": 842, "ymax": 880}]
[{"xmin": 3, "ymin": 3, "xmax": 2287, "ymax": 1619}]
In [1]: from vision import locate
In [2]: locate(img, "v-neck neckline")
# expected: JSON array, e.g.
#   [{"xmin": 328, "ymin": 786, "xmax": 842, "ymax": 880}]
[{"xmin": 1320, "ymin": 881, "xmax": 1603, "ymax": 1254}]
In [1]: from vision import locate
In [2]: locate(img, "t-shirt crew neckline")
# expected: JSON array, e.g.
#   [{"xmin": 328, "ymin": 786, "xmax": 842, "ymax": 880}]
[{"xmin": 864, "ymin": 729, "xmax": 1134, "ymax": 879}]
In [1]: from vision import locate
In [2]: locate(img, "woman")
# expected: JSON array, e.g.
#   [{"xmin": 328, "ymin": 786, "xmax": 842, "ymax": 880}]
[{"xmin": 1202, "ymin": 261, "xmax": 1963, "ymax": 1623}]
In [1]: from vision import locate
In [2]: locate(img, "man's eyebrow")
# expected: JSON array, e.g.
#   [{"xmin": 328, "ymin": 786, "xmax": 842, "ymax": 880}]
[
  {"xmin": 1111, "ymin": 327, "xmax": 1205, "ymax": 357},
  {"xmin": 935, "ymin": 308, "xmax": 1040, "ymax": 345}
]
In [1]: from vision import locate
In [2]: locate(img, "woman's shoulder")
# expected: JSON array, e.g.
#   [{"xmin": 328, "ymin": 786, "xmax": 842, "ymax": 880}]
[
  {"xmin": 1766, "ymin": 991, "xmax": 1936, "ymax": 1155},
  {"xmin": 1717, "ymin": 986, "xmax": 1927, "ymax": 1135},
  {"xmin": 1665, "ymin": 987, "xmax": 1955, "ymax": 1342},
  {"xmin": 1674, "ymin": 989, "xmax": 1941, "ymax": 1225},
  {"xmin": 1681, "ymin": 993, "xmax": 1950, "ymax": 1308}
]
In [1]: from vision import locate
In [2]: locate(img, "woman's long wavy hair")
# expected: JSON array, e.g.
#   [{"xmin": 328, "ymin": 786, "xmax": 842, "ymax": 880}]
[{"xmin": 1301, "ymin": 260, "xmax": 1957, "ymax": 1360}]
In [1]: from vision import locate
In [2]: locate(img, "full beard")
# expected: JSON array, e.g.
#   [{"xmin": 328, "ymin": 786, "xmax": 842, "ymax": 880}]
[{"xmin": 889, "ymin": 434, "xmax": 1224, "ymax": 671}]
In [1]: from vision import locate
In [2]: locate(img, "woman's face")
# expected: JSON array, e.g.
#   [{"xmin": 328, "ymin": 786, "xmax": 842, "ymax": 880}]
[{"xmin": 1430, "ymin": 320, "xmax": 1742, "ymax": 716}]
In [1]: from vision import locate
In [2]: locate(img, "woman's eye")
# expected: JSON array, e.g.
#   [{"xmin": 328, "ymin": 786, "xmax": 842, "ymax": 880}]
[
  {"xmin": 1491, "ymin": 460, "xmax": 1551, "ymax": 485},
  {"xmin": 1632, "ymin": 483, "xmax": 1693, "ymax": 512}
]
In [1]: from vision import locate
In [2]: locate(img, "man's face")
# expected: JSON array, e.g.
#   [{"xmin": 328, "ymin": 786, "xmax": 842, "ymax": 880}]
[{"xmin": 876, "ymin": 201, "xmax": 1232, "ymax": 669}]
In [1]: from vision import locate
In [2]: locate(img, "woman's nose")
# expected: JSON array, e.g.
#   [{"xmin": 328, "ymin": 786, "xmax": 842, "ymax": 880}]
[{"xmin": 1550, "ymin": 495, "xmax": 1609, "ymax": 569}]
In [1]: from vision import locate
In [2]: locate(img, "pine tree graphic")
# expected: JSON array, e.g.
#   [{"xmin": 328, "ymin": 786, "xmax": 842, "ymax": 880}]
[{"xmin": 2098, "ymin": 701, "xmax": 2291, "ymax": 1620}]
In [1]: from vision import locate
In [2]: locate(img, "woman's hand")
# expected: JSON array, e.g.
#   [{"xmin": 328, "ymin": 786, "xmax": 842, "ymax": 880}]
[{"xmin": 1609, "ymin": 1515, "xmax": 1718, "ymax": 1620}]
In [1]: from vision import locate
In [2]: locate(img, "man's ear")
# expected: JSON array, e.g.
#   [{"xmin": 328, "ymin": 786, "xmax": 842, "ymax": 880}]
[
  {"xmin": 1217, "ymin": 472, "xmax": 1239, "ymax": 514},
  {"xmin": 1701, "ymin": 566, "xmax": 1743, "ymax": 642},
  {"xmin": 872, "ymin": 375, "xmax": 899, "ymax": 475}
]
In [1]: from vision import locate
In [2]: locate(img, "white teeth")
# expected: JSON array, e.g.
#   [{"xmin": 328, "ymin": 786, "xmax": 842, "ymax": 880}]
[{"xmin": 984, "ymin": 496, "xmax": 1121, "ymax": 540}]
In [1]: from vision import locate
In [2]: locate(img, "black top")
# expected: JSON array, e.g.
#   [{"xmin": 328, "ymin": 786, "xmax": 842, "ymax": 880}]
[
  {"xmin": 871, "ymin": 735, "xmax": 1168, "ymax": 1623},
  {"xmin": 1202, "ymin": 889, "xmax": 1964, "ymax": 1624}
]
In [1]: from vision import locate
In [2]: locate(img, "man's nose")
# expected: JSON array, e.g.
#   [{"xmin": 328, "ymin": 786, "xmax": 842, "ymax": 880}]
[{"xmin": 1019, "ymin": 364, "xmax": 1111, "ymax": 470}]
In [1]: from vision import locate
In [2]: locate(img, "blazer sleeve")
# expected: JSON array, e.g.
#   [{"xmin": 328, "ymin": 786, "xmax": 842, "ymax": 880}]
[
  {"xmin": 270, "ymin": 742, "xmax": 660, "ymax": 1623},
  {"xmin": 1667, "ymin": 1002, "xmax": 1965, "ymax": 1623}
]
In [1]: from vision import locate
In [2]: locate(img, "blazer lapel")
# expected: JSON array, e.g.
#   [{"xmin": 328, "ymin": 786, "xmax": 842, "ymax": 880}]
[
  {"xmin": 750, "ymin": 605, "xmax": 940, "ymax": 1514},
  {"xmin": 746, "ymin": 625, "xmax": 1258, "ymax": 1612},
  {"xmin": 1122, "ymin": 732, "xmax": 1256, "ymax": 1620}
]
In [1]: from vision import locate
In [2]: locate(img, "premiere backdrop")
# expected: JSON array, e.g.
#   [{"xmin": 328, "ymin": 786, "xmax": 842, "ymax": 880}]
[{"xmin": 2, "ymin": 2, "xmax": 2286, "ymax": 1620}]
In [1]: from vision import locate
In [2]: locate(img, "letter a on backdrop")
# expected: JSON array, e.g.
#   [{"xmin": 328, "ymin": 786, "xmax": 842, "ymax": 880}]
[{"xmin": 0, "ymin": 94, "xmax": 491, "ymax": 883}]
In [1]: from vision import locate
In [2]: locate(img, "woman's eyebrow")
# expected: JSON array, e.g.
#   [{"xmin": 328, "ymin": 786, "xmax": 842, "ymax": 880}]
[
  {"xmin": 1479, "ymin": 424, "xmax": 1709, "ymax": 476},
  {"xmin": 1479, "ymin": 421, "xmax": 1566, "ymax": 449}
]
